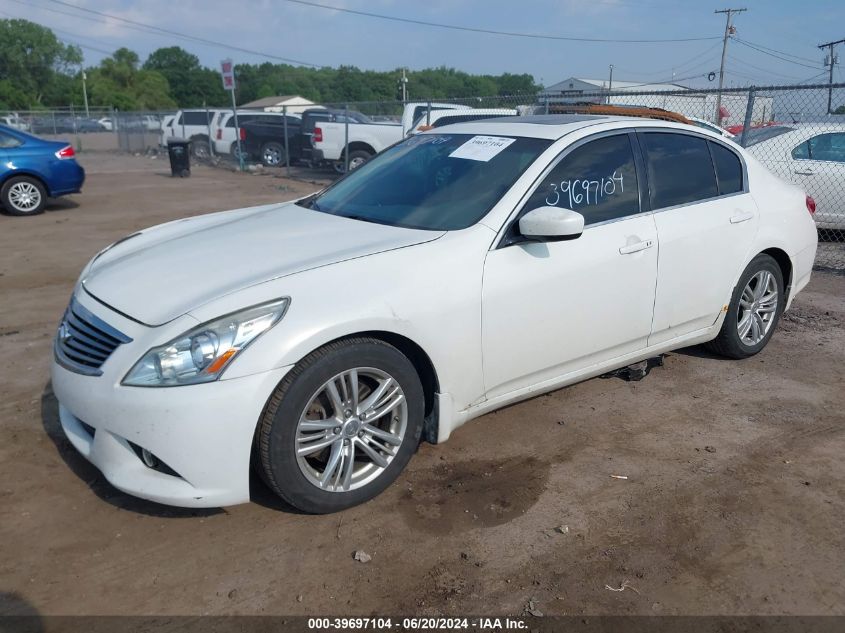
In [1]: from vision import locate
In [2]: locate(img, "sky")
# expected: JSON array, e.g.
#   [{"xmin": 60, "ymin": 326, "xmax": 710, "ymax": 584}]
[{"xmin": 2, "ymin": 0, "xmax": 844, "ymax": 89}]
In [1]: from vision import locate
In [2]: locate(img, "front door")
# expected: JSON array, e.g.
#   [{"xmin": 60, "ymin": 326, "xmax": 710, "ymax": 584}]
[{"xmin": 482, "ymin": 132, "xmax": 658, "ymax": 400}]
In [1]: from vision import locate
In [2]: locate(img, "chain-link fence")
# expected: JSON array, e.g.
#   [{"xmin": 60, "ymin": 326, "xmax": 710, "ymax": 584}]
[{"xmin": 3, "ymin": 83, "xmax": 843, "ymax": 269}]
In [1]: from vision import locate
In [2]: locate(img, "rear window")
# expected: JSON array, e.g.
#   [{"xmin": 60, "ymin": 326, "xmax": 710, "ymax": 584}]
[
  {"xmin": 642, "ymin": 132, "xmax": 718, "ymax": 209},
  {"xmin": 709, "ymin": 141, "xmax": 743, "ymax": 194},
  {"xmin": 180, "ymin": 111, "xmax": 214, "ymax": 126},
  {"xmin": 743, "ymin": 125, "xmax": 794, "ymax": 146}
]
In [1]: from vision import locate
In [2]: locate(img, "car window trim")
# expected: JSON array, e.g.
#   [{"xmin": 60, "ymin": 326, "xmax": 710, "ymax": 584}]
[
  {"xmin": 634, "ymin": 128, "xmax": 749, "ymax": 213},
  {"xmin": 495, "ymin": 128, "xmax": 648, "ymax": 249}
]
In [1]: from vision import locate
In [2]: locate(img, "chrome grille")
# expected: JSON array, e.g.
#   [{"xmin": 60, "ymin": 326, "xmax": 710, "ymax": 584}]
[{"xmin": 55, "ymin": 297, "xmax": 132, "ymax": 376}]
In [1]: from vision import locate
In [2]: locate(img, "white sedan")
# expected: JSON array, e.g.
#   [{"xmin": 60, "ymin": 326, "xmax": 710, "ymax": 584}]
[
  {"xmin": 52, "ymin": 116, "xmax": 818, "ymax": 513},
  {"xmin": 744, "ymin": 123, "xmax": 845, "ymax": 230}
]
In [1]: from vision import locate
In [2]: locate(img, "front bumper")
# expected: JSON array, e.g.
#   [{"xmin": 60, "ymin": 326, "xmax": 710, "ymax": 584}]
[{"xmin": 50, "ymin": 294, "xmax": 291, "ymax": 508}]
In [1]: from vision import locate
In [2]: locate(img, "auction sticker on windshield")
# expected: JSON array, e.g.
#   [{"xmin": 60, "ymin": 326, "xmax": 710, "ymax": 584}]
[{"xmin": 449, "ymin": 135, "xmax": 516, "ymax": 162}]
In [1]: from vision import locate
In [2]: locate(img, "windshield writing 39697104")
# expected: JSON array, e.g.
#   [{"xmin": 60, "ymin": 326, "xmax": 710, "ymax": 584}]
[{"xmin": 545, "ymin": 171, "xmax": 625, "ymax": 208}]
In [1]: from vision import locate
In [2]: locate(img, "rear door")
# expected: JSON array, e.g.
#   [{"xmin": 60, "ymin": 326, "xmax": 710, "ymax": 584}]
[{"xmin": 640, "ymin": 131, "xmax": 758, "ymax": 345}]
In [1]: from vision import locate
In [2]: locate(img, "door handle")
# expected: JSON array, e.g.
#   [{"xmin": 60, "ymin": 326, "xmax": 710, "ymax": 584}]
[
  {"xmin": 730, "ymin": 211, "xmax": 754, "ymax": 224},
  {"xmin": 619, "ymin": 239, "xmax": 654, "ymax": 255},
  {"xmin": 794, "ymin": 169, "xmax": 815, "ymax": 176}
]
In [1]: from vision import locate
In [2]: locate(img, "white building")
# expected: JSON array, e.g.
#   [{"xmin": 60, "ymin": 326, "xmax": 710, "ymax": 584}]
[
  {"xmin": 543, "ymin": 77, "xmax": 774, "ymax": 127},
  {"xmin": 239, "ymin": 95, "xmax": 322, "ymax": 114}
]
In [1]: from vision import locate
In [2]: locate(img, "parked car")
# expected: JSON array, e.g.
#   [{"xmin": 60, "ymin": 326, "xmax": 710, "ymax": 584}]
[
  {"xmin": 51, "ymin": 115, "xmax": 817, "ymax": 512},
  {"xmin": 744, "ymin": 123, "xmax": 845, "ymax": 229},
  {"xmin": 0, "ymin": 125, "xmax": 85, "ymax": 216},
  {"xmin": 30, "ymin": 117, "xmax": 104, "ymax": 135},
  {"xmin": 313, "ymin": 103, "xmax": 471, "ymax": 172},
  {"xmin": 161, "ymin": 109, "xmax": 226, "ymax": 158},
  {"xmin": 97, "ymin": 117, "xmax": 114, "ymax": 131},
  {"xmin": 299, "ymin": 108, "xmax": 369, "ymax": 166},
  {"xmin": 239, "ymin": 115, "xmax": 304, "ymax": 166},
  {"xmin": 408, "ymin": 108, "xmax": 518, "ymax": 134},
  {"xmin": 213, "ymin": 111, "xmax": 300, "ymax": 161},
  {"xmin": 0, "ymin": 115, "xmax": 30, "ymax": 132}
]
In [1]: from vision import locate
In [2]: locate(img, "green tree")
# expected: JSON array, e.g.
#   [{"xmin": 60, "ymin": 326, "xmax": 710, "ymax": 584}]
[
  {"xmin": 87, "ymin": 47, "xmax": 176, "ymax": 110},
  {"xmin": 835, "ymin": 105, "xmax": 845, "ymax": 115},
  {"xmin": 0, "ymin": 19, "xmax": 82, "ymax": 107},
  {"xmin": 143, "ymin": 46, "xmax": 228, "ymax": 107}
]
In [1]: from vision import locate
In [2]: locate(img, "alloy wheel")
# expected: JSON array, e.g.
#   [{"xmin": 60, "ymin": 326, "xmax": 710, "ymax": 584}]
[
  {"xmin": 295, "ymin": 367, "xmax": 407, "ymax": 492},
  {"xmin": 8, "ymin": 182, "xmax": 42, "ymax": 213},
  {"xmin": 737, "ymin": 270, "xmax": 778, "ymax": 346}
]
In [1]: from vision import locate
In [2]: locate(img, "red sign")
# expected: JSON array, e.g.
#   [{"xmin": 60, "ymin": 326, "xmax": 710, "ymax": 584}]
[{"xmin": 220, "ymin": 59, "xmax": 235, "ymax": 91}]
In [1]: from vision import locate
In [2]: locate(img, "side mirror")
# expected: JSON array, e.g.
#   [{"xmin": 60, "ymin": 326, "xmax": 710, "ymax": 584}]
[{"xmin": 518, "ymin": 207, "xmax": 585, "ymax": 241}]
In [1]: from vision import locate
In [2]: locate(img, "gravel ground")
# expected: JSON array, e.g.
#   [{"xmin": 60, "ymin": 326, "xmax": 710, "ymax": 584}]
[{"xmin": 1, "ymin": 153, "xmax": 843, "ymax": 617}]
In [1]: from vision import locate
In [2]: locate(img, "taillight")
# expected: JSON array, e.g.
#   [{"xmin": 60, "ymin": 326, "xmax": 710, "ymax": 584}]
[
  {"xmin": 216, "ymin": 128, "xmax": 222, "ymax": 140},
  {"xmin": 239, "ymin": 128, "xmax": 246, "ymax": 141},
  {"xmin": 55, "ymin": 145, "xmax": 75, "ymax": 160},
  {"xmin": 313, "ymin": 126, "xmax": 322, "ymax": 143},
  {"xmin": 806, "ymin": 195, "xmax": 816, "ymax": 215}
]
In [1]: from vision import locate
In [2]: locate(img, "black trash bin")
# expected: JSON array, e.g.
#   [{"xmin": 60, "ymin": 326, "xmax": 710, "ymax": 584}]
[{"xmin": 167, "ymin": 138, "xmax": 191, "ymax": 177}]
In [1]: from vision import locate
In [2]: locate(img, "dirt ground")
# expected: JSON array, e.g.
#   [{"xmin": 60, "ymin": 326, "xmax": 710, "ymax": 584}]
[{"xmin": 1, "ymin": 152, "xmax": 843, "ymax": 618}]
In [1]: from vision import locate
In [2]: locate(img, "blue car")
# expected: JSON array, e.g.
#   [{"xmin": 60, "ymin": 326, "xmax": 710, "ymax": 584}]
[{"xmin": 0, "ymin": 124, "xmax": 85, "ymax": 216}]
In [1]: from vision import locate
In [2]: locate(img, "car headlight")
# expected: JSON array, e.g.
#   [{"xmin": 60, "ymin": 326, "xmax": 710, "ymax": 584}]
[{"xmin": 122, "ymin": 298, "xmax": 289, "ymax": 387}]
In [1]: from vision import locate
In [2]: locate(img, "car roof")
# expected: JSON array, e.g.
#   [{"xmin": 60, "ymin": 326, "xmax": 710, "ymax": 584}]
[{"xmin": 422, "ymin": 114, "xmax": 727, "ymax": 141}]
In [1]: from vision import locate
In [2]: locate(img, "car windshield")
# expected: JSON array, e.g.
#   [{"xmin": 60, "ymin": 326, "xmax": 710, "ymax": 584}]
[
  {"xmin": 743, "ymin": 125, "xmax": 795, "ymax": 146},
  {"xmin": 301, "ymin": 133, "xmax": 551, "ymax": 230}
]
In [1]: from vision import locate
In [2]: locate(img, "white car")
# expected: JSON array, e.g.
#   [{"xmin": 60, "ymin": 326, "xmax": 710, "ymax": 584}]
[
  {"xmin": 97, "ymin": 117, "xmax": 114, "ymax": 131},
  {"xmin": 744, "ymin": 123, "xmax": 845, "ymax": 230},
  {"xmin": 52, "ymin": 116, "xmax": 818, "ymax": 513},
  {"xmin": 407, "ymin": 108, "xmax": 518, "ymax": 134}
]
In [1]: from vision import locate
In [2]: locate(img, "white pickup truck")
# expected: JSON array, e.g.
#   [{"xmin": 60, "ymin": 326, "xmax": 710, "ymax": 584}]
[{"xmin": 311, "ymin": 102, "xmax": 471, "ymax": 172}]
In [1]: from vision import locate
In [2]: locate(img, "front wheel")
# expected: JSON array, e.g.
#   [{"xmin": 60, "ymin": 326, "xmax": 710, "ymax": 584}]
[
  {"xmin": 256, "ymin": 337, "xmax": 424, "ymax": 513},
  {"xmin": 1, "ymin": 176, "xmax": 47, "ymax": 216},
  {"xmin": 706, "ymin": 254, "xmax": 785, "ymax": 359}
]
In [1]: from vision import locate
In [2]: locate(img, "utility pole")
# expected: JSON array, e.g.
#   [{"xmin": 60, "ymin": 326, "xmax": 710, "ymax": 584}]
[
  {"xmin": 607, "ymin": 64, "xmax": 614, "ymax": 105},
  {"xmin": 81, "ymin": 70, "xmax": 90, "ymax": 117},
  {"xmin": 401, "ymin": 68, "xmax": 408, "ymax": 103},
  {"xmin": 714, "ymin": 7, "xmax": 746, "ymax": 125},
  {"xmin": 818, "ymin": 38, "xmax": 844, "ymax": 114}
]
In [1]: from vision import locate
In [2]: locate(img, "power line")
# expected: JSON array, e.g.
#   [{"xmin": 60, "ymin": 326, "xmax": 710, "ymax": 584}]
[
  {"xmin": 43, "ymin": 0, "xmax": 325, "ymax": 67},
  {"xmin": 612, "ymin": 41, "xmax": 722, "ymax": 78},
  {"xmin": 726, "ymin": 54, "xmax": 804, "ymax": 81},
  {"xmin": 731, "ymin": 38, "xmax": 820, "ymax": 65},
  {"xmin": 733, "ymin": 38, "xmax": 820, "ymax": 69},
  {"xmin": 280, "ymin": 0, "xmax": 721, "ymax": 43}
]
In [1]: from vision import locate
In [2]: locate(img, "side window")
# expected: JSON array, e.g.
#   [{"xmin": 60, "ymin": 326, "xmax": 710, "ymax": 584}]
[
  {"xmin": 642, "ymin": 132, "xmax": 718, "ymax": 209},
  {"xmin": 0, "ymin": 131, "xmax": 22, "ymax": 148},
  {"xmin": 709, "ymin": 141, "xmax": 743, "ymax": 194},
  {"xmin": 807, "ymin": 133, "xmax": 845, "ymax": 163},
  {"xmin": 792, "ymin": 141, "xmax": 810, "ymax": 160},
  {"xmin": 524, "ymin": 134, "xmax": 640, "ymax": 226},
  {"xmin": 175, "ymin": 113, "xmax": 183, "ymax": 125}
]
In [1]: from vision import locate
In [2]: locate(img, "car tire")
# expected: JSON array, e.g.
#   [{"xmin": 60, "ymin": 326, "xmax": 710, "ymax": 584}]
[
  {"xmin": 335, "ymin": 150, "xmax": 373, "ymax": 174},
  {"xmin": 705, "ymin": 253, "xmax": 785, "ymax": 359},
  {"xmin": 190, "ymin": 135, "xmax": 211, "ymax": 159},
  {"xmin": 261, "ymin": 142, "xmax": 286, "ymax": 167},
  {"xmin": 1, "ymin": 176, "xmax": 47, "ymax": 216},
  {"xmin": 230, "ymin": 142, "xmax": 248, "ymax": 163},
  {"xmin": 256, "ymin": 337, "xmax": 424, "ymax": 514}
]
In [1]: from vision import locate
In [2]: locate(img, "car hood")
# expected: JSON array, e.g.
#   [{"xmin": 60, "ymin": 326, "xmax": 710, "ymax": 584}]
[{"xmin": 82, "ymin": 202, "xmax": 443, "ymax": 326}]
